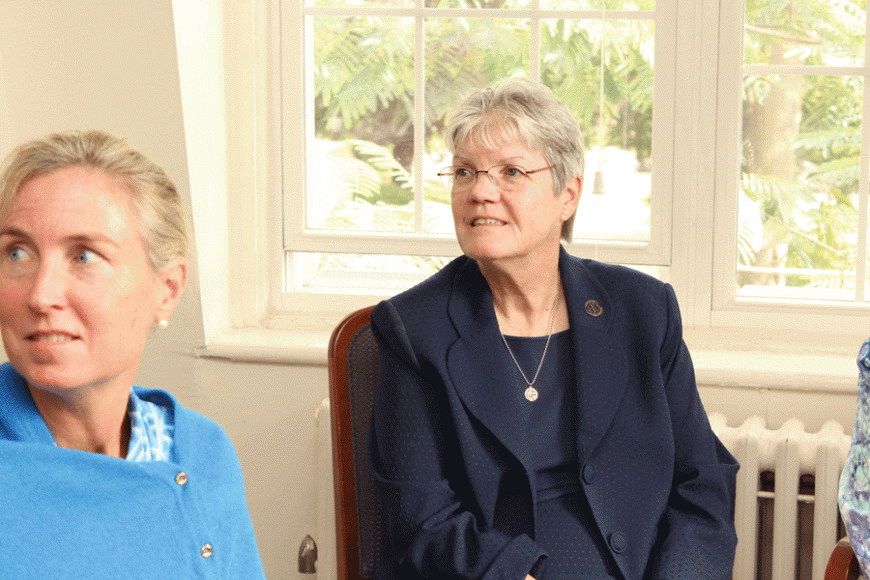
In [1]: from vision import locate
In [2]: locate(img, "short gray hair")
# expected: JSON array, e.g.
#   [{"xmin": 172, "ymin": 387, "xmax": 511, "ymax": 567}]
[
  {"xmin": 0, "ymin": 130, "xmax": 188, "ymax": 270},
  {"xmin": 445, "ymin": 77, "xmax": 585, "ymax": 242}
]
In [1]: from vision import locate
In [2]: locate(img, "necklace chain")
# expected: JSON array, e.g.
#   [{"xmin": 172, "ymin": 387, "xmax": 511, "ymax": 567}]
[{"xmin": 499, "ymin": 285, "xmax": 560, "ymax": 389}]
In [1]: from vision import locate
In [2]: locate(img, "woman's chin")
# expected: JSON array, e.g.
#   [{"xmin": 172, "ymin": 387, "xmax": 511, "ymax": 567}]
[
  {"xmin": 10, "ymin": 359, "xmax": 93, "ymax": 394},
  {"xmin": 22, "ymin": 373, "xmax": 86, "ymax": 393},
  {"xmin": 459, "ymin": 237, "xmax": 511, "ymax": 262},
  {"xmin": 462, "ymin": 244, "xmax": 529, "ymax": 268}
]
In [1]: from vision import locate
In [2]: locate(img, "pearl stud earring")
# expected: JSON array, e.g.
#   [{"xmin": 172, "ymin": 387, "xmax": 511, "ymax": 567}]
[{"xmin": 157, "ymin": 319, "xmax": 169, "ymax": 329}]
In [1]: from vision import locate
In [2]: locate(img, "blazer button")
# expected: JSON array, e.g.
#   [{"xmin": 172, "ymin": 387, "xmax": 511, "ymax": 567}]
[
  {"xmin": 609, "ymin": 532, "xmax": 628, "ymax": 553},
  {"xmin": 582, "ymin": 463, "xmax": 595, "ymax": 485}
]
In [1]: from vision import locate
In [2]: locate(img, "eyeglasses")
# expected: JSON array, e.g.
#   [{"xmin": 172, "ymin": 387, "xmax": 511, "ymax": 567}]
[{"xmin": 437, "ymin": 164, "xmax": 555, "ymax": 192}]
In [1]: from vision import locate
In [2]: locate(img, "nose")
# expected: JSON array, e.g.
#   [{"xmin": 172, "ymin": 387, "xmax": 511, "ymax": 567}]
[
  {"xmin": 27, "ymin": 260, "xmax": 66, "ymax": 313},
  {"xmin": 466, "ymin": 170, "xmax": 500, "ymax": 203}
]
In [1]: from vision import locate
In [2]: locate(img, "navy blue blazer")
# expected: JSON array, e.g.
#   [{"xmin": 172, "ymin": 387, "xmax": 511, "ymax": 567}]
[{"xmin": 369, "ymin": 248, "xmax": 738, "ymax": 580}]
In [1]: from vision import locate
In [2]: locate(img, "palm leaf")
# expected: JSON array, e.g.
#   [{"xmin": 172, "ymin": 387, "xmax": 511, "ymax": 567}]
[{"xmin": 349, "ymin": 140, "xmax": 413, "ymax": 193}]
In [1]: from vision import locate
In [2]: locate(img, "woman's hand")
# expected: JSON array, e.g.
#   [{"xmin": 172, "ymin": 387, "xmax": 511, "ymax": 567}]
[{"xmin": 525, "ymin": 576, "xmax": 536, "ymax": 580}]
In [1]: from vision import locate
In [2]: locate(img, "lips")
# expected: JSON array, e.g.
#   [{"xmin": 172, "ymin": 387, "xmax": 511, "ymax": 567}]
[
  {"xmin": 27, "ymin": 332, "xmax": 79, "ymax": 343},
  {"xmin": 472, "ymin": 218, "xmax": 506, "ymax": 226}
]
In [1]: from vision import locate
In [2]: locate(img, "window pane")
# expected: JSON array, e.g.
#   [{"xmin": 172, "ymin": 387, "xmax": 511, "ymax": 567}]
[
  {"xmin": 309, "ymin": 15, "xmax": 416, "ymax": 233},
  {"xmin": 739, "ymin": 74, "xmax": 862, "ymax": 300},
  {"xmin": 543, "ymin": 18, "xmax": 653, "ymax": 243},
  {"xmin": 289, "ymin": 252, "xmax": 454, "ymax": 291},
  {"xmin": 286, "ymin": 252, "xmax": 660, "ymax": 291},
  {"xmin": 867, "ymin": 210, "xmax": 870, "ymax": 300},
  {"xmin": 423, "ymin": 17, "xmax": 530, "ymax": 234},
  {"xmin": 291, "ymin": 1, "xmax": 670, "ymax": 294},
  {"xmin": 744, "ymin": 0, "xmax": 866, "ymax": 67}
]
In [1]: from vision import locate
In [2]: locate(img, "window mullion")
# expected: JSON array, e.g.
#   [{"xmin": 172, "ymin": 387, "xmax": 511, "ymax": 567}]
[
  {"xmin": 414, "ymin": 6, "xmax": 424, "ymax": 234},
  {"xmin": 711, "ymin": 0, "xmax": 746, "ymax": 314},
  {"xmin": 529, "ymin": 0, "xmax": 540, "ymax": 81},
  {"xmin": 858, "ymin": 20, "xmax": 870, "ymax": 302},
  {"xmin": 300, "ymin": 13, "xmax": 315, "ymax": 238}
]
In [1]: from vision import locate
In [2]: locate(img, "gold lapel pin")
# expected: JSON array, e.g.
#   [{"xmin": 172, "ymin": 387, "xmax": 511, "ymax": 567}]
[{"xmin": 584, "ymin": 299, "xmax": 603, "ymax": 317}]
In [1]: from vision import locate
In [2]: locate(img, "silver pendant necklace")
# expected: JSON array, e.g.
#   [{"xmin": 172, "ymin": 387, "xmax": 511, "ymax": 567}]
[{"xmin": 499, "ymin": 285, "xmax": 560, "ymax": 402}]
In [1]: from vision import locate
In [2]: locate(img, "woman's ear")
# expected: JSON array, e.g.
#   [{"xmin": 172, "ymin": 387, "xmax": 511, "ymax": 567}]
[
  {"xmin": 154, "ymin": 257, "xmax": 188, "ymax": 323},
  {"xmin": 560, "ymin": 175, "xmax": 583, "ymax": 219}
]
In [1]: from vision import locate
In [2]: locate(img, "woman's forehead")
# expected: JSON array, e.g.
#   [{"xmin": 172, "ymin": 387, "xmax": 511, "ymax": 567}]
[
  {"xmin": 454, "ymin": 133, "xmax": 542, "ymax": 164},
  {"xmin": 461, "ymin": 114, "xmax": 524, "ymax": 150},
  {"xmin": 3, "ymin": 167, "xmax": 136, "ymax": 236}
]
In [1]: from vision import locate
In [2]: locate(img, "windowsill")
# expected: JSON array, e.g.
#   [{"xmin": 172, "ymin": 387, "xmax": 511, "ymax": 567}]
[
  {"xmin": 683, "ymin": 327, "xmax": 861, "ymax": 393},
  {"xmin": 193, "ymin": 313, "xmax": 862, "ymax": 393},
  {"xmin": 193, "ymin": 311, "xmax": 348, "ymax": 366},
  {"xmin": 194, "ymin": 327, "xmax": 331, "ymax": 365},
  {"xmin": 689, "ymin": 348, "xmax": 856, "ymax": 393}
]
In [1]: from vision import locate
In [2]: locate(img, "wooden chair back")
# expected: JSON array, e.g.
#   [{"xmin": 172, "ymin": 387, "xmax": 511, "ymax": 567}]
[
  {"xmin": 327, "ymin": 306, "xmax": 385, "ymax": 580},
  {"xmin": 825, "ymin": 538, "xmax": 861, "ymax": 580}
]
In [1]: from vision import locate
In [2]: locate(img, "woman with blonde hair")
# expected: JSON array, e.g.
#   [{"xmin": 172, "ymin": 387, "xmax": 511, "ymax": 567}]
[{"xmin": 0, "ymin": 130, "xmax": 265, "ymax": 579}]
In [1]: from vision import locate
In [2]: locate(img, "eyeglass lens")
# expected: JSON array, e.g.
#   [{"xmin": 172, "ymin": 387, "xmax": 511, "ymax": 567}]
[{"xmin": 443, "ymin": 165, "xmax": 527, "ymax": 191}]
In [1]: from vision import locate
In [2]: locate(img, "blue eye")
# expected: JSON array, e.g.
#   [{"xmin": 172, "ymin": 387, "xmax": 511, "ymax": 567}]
[
  {"xmin": 75, "ymin": 249, "xmax": 100, "ymax": 265},
  {"xmin": 8, "ymin": 247, "xmax": 26, "ymax": 262}
]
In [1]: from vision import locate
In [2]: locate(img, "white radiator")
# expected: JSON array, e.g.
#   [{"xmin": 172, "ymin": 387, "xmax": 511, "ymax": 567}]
[
  {"xmin": 316, "ymin": 399, "xmax": 853, "ymax": 580},
  {"xmin": 711, "ymin": 413, "xmax": 852, "ymax": 580}
]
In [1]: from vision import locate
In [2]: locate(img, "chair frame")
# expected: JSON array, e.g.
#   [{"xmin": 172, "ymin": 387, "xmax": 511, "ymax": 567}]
[
  {"xmin": 328, "ymin": 305, "xmax": 376, "ymax": 580},
  {"xmin": 825, "ymin": 537, "xmax": 861, "ymax": 580}
]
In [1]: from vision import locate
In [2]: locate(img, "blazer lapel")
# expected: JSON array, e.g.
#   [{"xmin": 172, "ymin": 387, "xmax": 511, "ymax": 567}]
[
  {"xmin": 559, "ymin": 250, "xmax": 629, "ymax": 463},
  {"xmin": 445, "ymin": 259, "xmax": 532, "ymax": 471},
  {"xmin": 442, "ymin": 251, "xmax": 631, "ymax": 470}
]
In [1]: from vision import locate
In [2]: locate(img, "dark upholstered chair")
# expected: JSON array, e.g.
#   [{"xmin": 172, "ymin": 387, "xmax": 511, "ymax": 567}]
[
  {"xmin": 826, "ymin": 538, "xmax": 861, "ymax": 580},
  {"xmin": 330, "ymin": 306, "xmax": 868, "ymax": 580},
  {"xmin": 328, "ymin": 305, "xmax": 386, "ymax": 580}
]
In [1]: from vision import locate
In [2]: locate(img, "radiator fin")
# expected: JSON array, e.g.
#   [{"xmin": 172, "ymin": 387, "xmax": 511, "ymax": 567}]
[{"xmin": 710, "ymin": 413, "xmax": 851, "ymax": 580}]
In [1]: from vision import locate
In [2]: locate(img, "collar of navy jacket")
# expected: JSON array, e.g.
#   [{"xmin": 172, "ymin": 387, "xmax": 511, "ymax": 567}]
[{"xmin": 444, "ymin": 246, "xmax": 629, "ymax": 479}]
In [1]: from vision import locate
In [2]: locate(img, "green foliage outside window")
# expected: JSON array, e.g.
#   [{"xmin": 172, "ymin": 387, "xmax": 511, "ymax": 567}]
[
  {"xmin": 308, "ymin": 0, "xmax": 870, "ymax": 295},
  {"xmin": 741, "ymin": 0, "xmax": 867, "ymax": 293},
  {"xmin": 312, "ymin": 11, "xmax": 654, "ymax": 217}
]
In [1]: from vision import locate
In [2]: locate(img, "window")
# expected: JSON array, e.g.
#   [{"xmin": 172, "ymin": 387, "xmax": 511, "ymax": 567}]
[
  {"xmin": 249, "ymin": 0, "xmax": 869, "ymax": 368},
  {"xmin": 710, "ymin": 0, "xmax": 870, "ymax": 336},
  {"xmin": 282, "ymin": 0, "xmax": 675, "ymax": 312}
]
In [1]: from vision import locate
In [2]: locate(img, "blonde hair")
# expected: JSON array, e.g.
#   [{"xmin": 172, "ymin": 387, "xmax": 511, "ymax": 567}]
[
  {"xmin": 445, "ymin": 77, "xmax": 585, "ymax": 242},
  {"xmin": 0, "ymin": 130, "xmax": 188, "ymax": 270}
]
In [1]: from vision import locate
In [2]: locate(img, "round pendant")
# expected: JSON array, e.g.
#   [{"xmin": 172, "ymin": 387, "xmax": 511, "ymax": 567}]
[{"xmin": 524, "ymin": 386, "xmax": 538, "ymax": 402}]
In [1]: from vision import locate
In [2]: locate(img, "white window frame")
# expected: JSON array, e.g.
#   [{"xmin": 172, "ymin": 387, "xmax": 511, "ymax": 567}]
[
  {"xmin": 279, "ymin": 0, "xmax": 675, "ymax": 314},
  {"xmin": 706, "ymin": 0, "xmax": 870, "ymax": 340},
  {"xmin": 670, "ymin": 0, "xmax": 864, "ymax": 389},
  {"xmin": 182, "ymin": 0, "xmax": 861, "ymax": 388}
]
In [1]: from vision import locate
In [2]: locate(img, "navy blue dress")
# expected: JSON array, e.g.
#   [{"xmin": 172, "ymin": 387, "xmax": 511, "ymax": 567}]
[{"xmin": 504, "ymin": 330, "xmax": 620, "ymax": 579}]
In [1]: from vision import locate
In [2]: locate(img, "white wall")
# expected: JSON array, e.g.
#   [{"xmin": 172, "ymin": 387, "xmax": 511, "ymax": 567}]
[{"xmin": 0, "ymin": 2, "xmax": 861, "ymax": 580}]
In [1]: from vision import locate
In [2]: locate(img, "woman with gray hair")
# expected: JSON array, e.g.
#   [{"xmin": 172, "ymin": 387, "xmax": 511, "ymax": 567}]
[
  {"xmin": 370, "ymin": 78, "xmax": 738, "ymax": 580},
  {"xmin": 0, "ymin": 130, "xmax": 265, "ymax": 579}
]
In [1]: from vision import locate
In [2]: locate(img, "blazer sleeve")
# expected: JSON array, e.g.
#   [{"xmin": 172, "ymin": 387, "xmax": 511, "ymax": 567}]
[
  {"xmin": 646, "ymin": 284, "xmax": 739, "ymax": 580},
  {"xmin": 369, "ymin": 300, "xmax": 545, "ymax": 580}
]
